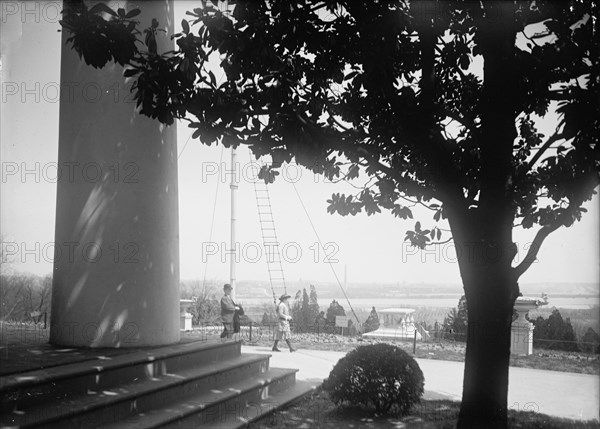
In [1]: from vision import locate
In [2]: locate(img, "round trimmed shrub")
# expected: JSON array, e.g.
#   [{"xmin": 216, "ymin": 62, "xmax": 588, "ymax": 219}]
[{"xmin": 322, "ymin": 343, "xmax": 424, "ymax": 415}]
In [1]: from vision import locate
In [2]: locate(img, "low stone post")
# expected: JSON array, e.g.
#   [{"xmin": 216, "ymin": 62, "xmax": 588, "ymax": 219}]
[
  {"xmin": 180, "ymin": 299, "xmax": 195, "ymax": 332},
  {"xmin": 511, "ymin": 296, "xmax": 548, "ymax": 356}
]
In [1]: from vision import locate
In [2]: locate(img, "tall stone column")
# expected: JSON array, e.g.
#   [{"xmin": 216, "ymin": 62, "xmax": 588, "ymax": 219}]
[{"xmin": 50, "ymin": 0, "xmax": 179, "ymax": 347}]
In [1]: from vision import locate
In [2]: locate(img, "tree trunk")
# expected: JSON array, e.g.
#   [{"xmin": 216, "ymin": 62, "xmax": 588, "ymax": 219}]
[
  {"xmin": 452, "ymin": 3, "xmax": 519, "ymax": 427},
  {"xmin": 450, "ymin": 211, "xmax": 520, "ymax": 428},
  {"xmin": 457, "ymin": 275, "xmax": 516, "ymax": 428}
]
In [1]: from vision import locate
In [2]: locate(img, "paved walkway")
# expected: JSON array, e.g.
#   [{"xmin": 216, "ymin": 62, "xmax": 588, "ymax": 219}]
[{"xmin": 243, "ymin": 345, "xmax": 600, "ymax": 421}]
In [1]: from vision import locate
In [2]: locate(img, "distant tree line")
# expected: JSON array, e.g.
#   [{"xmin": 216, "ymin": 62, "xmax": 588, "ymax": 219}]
[
  {"xmin": 442, "ymin": 296, "xmax": 599, "ymax": 354},
  {"xmin": 0, "ymin": 273, "xmax": 52, "ymax": 324},
  {"xmin": 530, "ymin": 309, "xmax": 599, "ymax": 354}
]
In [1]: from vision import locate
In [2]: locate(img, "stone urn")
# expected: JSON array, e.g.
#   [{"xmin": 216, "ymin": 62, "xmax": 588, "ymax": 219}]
[{"xmin": 511, "ymin": 295, "xmax": 548, "ymax": 356}]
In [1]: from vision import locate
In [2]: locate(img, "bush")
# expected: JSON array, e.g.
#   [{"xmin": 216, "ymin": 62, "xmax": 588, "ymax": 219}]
[{"xmin": 322, "ymin": 343, "xmax": 424, "ymax": 416}]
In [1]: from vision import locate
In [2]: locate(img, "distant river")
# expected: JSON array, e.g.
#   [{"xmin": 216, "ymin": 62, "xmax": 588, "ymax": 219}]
[{"xmin": 236, "ymin": 295, "xmax": 600, "ymax": 310}]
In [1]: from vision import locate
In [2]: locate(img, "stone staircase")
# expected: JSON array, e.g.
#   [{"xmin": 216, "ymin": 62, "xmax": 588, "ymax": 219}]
[{"xmin": 0, "ymin": 340, "xmax": 314, "ymax": 428}]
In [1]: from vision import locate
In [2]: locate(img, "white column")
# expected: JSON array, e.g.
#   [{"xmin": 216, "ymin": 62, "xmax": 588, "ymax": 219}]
[{"xmin": 50, "ymin": 0, "xmax": 179, "ymax": 347}]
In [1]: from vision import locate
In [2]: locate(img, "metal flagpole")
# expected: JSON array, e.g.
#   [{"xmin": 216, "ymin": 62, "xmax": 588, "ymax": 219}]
[{"xmin": 230, "ymin": 147, "xmax": 238, "ymax": 300}]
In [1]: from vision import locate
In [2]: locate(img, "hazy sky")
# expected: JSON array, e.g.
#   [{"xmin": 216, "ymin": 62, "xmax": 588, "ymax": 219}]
[{"xmin": 1, "ymin": 2, "xmax": 598, "ymax": 291}]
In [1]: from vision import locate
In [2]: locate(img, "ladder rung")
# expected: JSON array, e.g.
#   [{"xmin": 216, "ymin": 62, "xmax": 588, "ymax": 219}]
[{"xmin": 252, "ymin": 175, "xmax": 287, "ymax": 294}]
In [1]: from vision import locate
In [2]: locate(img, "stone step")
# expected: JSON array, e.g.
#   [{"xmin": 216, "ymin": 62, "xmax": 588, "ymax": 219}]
[
  {"xmin": 2, "ymin": 353, "xmax": 270, "ymax": 428},
  {"xmin": 0, "ymin": 340, "xmax": 241, "ymax": 415},
  {"xmin": 1, "ymin": 340, "xmax": 314, "ymax": 429},
  {"xmin": 101, "ymin": 367, "xmax": 302, "ymax": 429},
  {"xmin": 205, "ymin": 380, "xmax": 318, "ymax": 429},
  {"xmin": 1, "ymin": 354, "xmax": 269, "ymax": 428}
]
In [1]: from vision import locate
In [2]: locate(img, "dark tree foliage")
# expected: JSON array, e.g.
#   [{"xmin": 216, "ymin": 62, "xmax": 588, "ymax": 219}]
[
  {"xmin": 300, "ymin": 288, "xmax": 311, "ymax": 331},
  {"xmin": 60, "ymin": 1, "xmax": 599, "ymax": 427},
  {"xmin": 532, "ymin": 308, "xmax": 580, "ymax": 352},
  {"xmin": 302, "ymin": 288, "xmax": 310, "ymax": 326},
  {"xmin": 290, "ymin": 287, "xmax": 315, "ymax": 332},
  {"xmin": 580, "ymin": 327, "xmax": 600, "ymax": 354},
  {"xmin": 314, "ymin": 310, "xmax": 327, "ymax": 333},
  {"xmin": 444, "ymin": 295, "xmax": 468, "ymax": 341},
  {"xmin": 325, "ymin": 299, "xmax": 347, "ymax": 331},
  {"xmin": 261, "ymin": 309, "xmax": 277, "ymax": 325},
  {"xmin": 363, "ymin": 306, "xmax": 380, "ymax": 333},
  {"xmin": 290, "ymin": 289, "xmax": 303, "ymax": 331},
  {"xmin": 308, "ymin": 284, "xmax": 321, "ymax": 326}
]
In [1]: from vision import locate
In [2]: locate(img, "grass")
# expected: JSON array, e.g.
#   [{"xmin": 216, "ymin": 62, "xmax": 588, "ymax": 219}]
[
  {"xmin": 249, "ymin": 388, "xmax": 600, "ymax": 428},
  {"xmin": 240, "ymin": 330, "xmax": 600, "ymax": 375},
  {"xmin": 509, "ymin": 350, "xmax": 600, "ymax": 375}
]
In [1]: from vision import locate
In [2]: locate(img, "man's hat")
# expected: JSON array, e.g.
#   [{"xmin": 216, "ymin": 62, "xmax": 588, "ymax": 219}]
[
  {"xmin": 279, "ymin": 293, "xmax": 291, "ymax": 301},
  {"xmin": 223, "ymin": 283, "xmax": 232, "ymax": 290}
]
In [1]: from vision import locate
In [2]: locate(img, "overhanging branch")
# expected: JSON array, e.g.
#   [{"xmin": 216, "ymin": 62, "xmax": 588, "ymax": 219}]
[
  {"xmin": 512, "ymin": 178, "xmax": 600, "ymax": 280},
  {"xmin": 525, "ymin": 130, "xmax": 567, "ymax": 173},
  {"xmin": 512, "ymin": 221, "xmax": 562, "ymax": 280}
]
